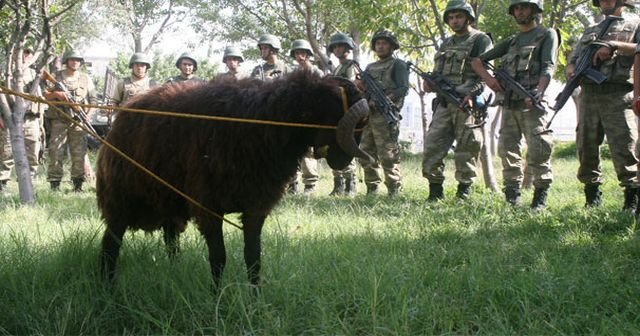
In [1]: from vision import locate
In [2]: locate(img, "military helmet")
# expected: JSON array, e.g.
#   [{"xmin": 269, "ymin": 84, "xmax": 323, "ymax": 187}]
[
  {"xmin": 129, "ymin": 52, "xmax": 152, "ymax": 69},
  {"xmin": 222, "ymin": 46, "xmax": 244, "ymax": 62},
  {"xmin": 175, "ymin": 52, "xmax": 198, "ymax": 71},
  {"xmin": 443, "ymin": 0, "xmax": 476, "ymax": 23},
  {"xmin": 592, "ymin": 0, "xmax": 634, "ymax": 7},
  {"xmin": 370, "ymin": 29, "xmax": 400, "ymax": 51},
  {"xmin": 328, "ymin": 33, "xmax": 355, "ymax": 52},
  {"xmin": 257, "ymin": 34, "xmax": 282, "ymax": 51},
  {"xmin": 62, "ymin": 50, "xmax": 84, "ymax": 64},
  {"xmin": 289, "ymin": 39, "xmax": 314, "ymax": 57},
  {"xmin": 508, "ymin": 0, "xmax": 543, "ymax": 15}
]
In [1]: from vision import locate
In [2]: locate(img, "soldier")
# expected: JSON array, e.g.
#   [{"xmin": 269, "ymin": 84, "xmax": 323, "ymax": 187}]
[
  {"xmin": 288, "ymin": 39, "xmax": 323, "ymax": 195},
  {"xmin": 250, "ymin": 34, "xmax": 291, "ymax": 81},
  {"xmin": 0, "ymin": 48, "xmax": 45, "ymax": 192},
  {"xmin": 471, "ymin": 0, "xmax": 558, "ymax": 211},
  {"xmin": 422, "ymin": 0, "xmax": 493, "ymax": 201},
  {"xmin": 166, "ymin": 52, "xmax": 203, "ymax": 83},
  {"xmin": 570, "ymin": 0, "xmax": 640, "ymax": 211},
  {"xmin": 218, "ymin": 46, "xmax": 248, "ymax": 80},
  {"xmin": 290, "ymin": 39, "xmax": 324, "ymax": 76},
  {"xmin": 327, "ymin": 33, "xmax": 358, "ymax": 196},
  {"xmin": 43, "ymin": 50, "xmax": 98, "ymax": 191},
  {"xmin": 110, "ymin": 52, "xmax": 157, "ymax": 106},
  {"xmin": 356, "ymin": 29, "xmax": 409, "ymax": 196}
]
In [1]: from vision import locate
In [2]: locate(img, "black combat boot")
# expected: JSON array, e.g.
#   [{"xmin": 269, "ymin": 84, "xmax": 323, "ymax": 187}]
[
  {"xmin": 623, "ymin": 186, "xmax": 639, "ymax": 213},
  {"xmin": 72, "ymin": 178, "xmax": 84, "ymax": 192},
  {"xmin": 427, "ymin": 183, "xmax": 444, "ymax": 202},
  {"xmin": 344, "ymin": 176, "xmax": 357, "ymax": 197},
  {"xmin": 366, "ymin": 183, "xmax": 379, "ymax": 195},
  {"xmin": 287, "ymin": 181, "xmax": 299, "ymax": 195},
  {"xmin": 456, "ymin": 183, "xmax": 471, "ymax": 200},
  {"xmin": 504, "ymin": 185, "xmax": 521, "ymax": 206},
  {"xmin": 530, "ymin": 186, "xmax": 549, "ymax": 212},
  {"xmin": 584, "ymin": 184, "xmax": 602, "ymax": 208},
  {"xmin": 50, "ymin": 180, "xmax": 60, "ymax": 191},
  {"xmin": 329, "ymin": 176, "xmax": 345, "ymax": 196}
]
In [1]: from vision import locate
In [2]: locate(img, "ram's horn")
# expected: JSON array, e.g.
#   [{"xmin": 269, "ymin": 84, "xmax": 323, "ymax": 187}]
[{"xmin": 336, "ymin": 98, "xmax": 374, "ymax": 163}]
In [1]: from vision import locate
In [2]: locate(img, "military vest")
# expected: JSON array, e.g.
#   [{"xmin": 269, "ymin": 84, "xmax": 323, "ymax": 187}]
[
  {"xmin": 366, "ymin": 56, "xmax": 405, "ymax": 108},
  {"xmin": 251, "ymin": 60, "xmax": 290, "ymax": 81},
  {"xmin": 580, "ymin": 15, "xmax": 640, "ymax": 85},
  {"xmin": 502, "ymin": 26, "xmax": 549, "ymax": 90},
  {"xmin": 55, "ymin": 70, "xmax": 90, "ymax": 103},
  {"xmin": 119, "ymin": 77, "xmax": 156, "ymax": 105},
  {"xmin": 333, "ymin": 60, "xmax": 357, "ymax": 80},
  {"xmin": 434, "ymin": 30, "xmax": 484, "ymax": 85}
]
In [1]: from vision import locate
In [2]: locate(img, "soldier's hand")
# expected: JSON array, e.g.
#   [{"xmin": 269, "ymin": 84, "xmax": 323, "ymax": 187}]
[
  {"xmin": 422, "ymin": 79, "xmax": 434, "ymax": 93},
  {"xmin": 592, "ymin": 46, "xmax": 614, "ymax": 65},
  {"xmin": 44, "ymin": 90, "xmax": 67, "ymax": 101},
  {"xmin": 354, "ymin": 79, "xmax": 365, "ymax": 92},
  {"xmin": 461, "ymin": 95, "xmax": 473, "ymax": 108},
  {"xmin": 565, "ymin": 64, "xmax": 576, "ymax": 79},
  {"xmin": 486, "ymin": 77, "xmax": 504, "ymax": 93},
  {"xmin": 634, "ymin": 97, "xmax": 640, "ymax": 117}
]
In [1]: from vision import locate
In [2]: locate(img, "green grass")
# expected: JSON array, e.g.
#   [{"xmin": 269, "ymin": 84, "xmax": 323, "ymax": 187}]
[{"xmin": 1, "ymin": 145, "xmax": 639, "ymax": 334}]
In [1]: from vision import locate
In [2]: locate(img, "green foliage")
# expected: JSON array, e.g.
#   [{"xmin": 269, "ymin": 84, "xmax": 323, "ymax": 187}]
[{"xmin": 1, "ymin": 154, "xmax": 640, "ymax": 334}]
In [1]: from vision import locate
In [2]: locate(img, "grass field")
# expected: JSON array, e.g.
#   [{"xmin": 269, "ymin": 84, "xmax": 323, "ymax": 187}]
[{"xmin": 1, "ymin": 143, "xmax": 639, "ymax": 334}]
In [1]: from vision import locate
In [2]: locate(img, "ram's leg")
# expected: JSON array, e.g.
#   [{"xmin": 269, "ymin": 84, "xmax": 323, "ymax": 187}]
[
  {"xmin": 162, "ymin": 218, "xmax": 184, "ymax": 259},
  {"xmin": 242, "ymin": 213, "xmax": 266, "ymax": 286},
  {"xmin": 100, "ymin": 222, "xmax": 127, "ymax": 283},
  {"xmin": 199, "ymin": 216, "xmax": 226, "ymax": 287}
]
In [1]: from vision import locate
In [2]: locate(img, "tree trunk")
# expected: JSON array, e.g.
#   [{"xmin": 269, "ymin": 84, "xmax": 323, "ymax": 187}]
[{"xmin": 0, "ymin": 93, "xmax": 35, "ymax": 204}]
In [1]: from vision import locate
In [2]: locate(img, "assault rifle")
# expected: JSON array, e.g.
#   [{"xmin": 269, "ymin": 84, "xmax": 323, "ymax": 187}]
[
  {"xmin": 41, "ymin": 70, "xmax": 98, "ymax": 135},
  {"xmin": 552, "ymin": 15, "xmax": 623, "ymax": 112},
  {"xmin": 353, "ymin": 62, "xmax": 400, "ymax": 126},
  {"xmin": 483, "ymin": 61, "xmax": 550, "ymax": 113},
  {"xmin": 407, "ymin": 61, "xmax": 487, "ymax": 128}
]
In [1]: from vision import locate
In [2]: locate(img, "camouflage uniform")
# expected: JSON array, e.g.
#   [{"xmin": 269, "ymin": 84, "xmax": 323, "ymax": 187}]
[
  {"xmin": 571, "ymin": 10, "xmax": 640, "ymax": 209},
  {"xmin": 359, "ymin": 30, "xmax": 409, "ymax": 195},
  {"xmin": 46, "ymin": 66, "xmax": 97, "ymax": 188},
  {"xmin": 0, "ymin": 65, "xmax": 44, "ymax": 185},
  {"xmin": 422, "ymin": 3, "xmax": 493, "ymax": 200},
  {"xmin": 111, "ymin": 76, "xmax": 156, "ymax": 106},
  {"xmin": 477, "ymin": 12, "xmax": 558, "ymax": 206},
  {"xmin": 331, "ymin": 59, "xmax": 358, "ymax": 195},
  {"xmin": 250, "ymin": 61, "xmax": 290, "ymax": 81}
]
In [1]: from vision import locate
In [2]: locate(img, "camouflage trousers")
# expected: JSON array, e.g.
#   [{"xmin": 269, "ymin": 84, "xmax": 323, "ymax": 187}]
[
  {"xmin": 422, "ymin": 102, "xmax": 483, "ymax": 185},
  {"xmin": 499, "ymin": 100, "xmax": 553, "ymax": 188},
  {"xmin": 358, "ymin": 110, "xmax": 401, "ymax": 189},
  {"xmin": 47, "ymin": 118, "xmax": 87, "ymax": 181},
  {"xmin": 0, "ymin": 115, "xmax": 42, "ymax": 180},
  {"xmin": 577, "ymin": 85, "xmax": 638, "ymax": 187},
  {"xmin": 332, "ymin": 160, "xmax": 356, "ymax": 179},
  {"xmin": 293, "ymin": 147, "xmax": 318, "ymax": 186}
]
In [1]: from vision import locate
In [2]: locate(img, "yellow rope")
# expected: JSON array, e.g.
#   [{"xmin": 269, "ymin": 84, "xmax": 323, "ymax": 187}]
[
  {"xmin": 0, "ymin": 86, "xmax": 338, "ymax": 129},
  {"xmin": 0, "ymin": 85, "xmax": 244, "ymax": 230}
]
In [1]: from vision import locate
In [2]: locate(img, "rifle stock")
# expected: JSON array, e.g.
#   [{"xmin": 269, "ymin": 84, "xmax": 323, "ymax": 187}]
[{"xmin": 407, "ymin": 62, "xmax": 487, "ymax": 127}]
